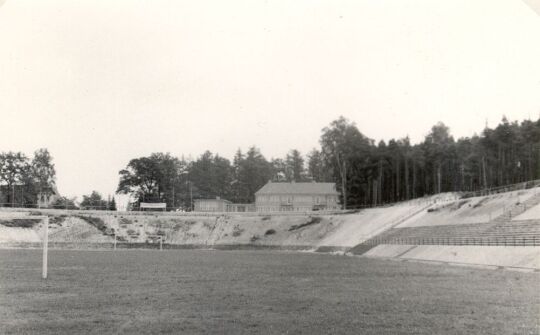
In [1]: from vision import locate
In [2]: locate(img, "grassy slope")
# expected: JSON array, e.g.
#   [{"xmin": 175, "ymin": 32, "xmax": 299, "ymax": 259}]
[{"xmin": 0, "ymin": 249, "xmax": 538, "ymax": 334}]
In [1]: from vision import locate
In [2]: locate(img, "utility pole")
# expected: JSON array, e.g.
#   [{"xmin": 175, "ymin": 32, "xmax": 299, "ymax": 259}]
[
  {"xmin": 190, "ymin": 181, "xmax": 193, "ymax": 211},
  {"xmin": 172, "ymin": 183, "xmax": 175, "ymax": 211},
  {"xmin": 482, "ymin": 156, "xmax": 488, "ymax": 190},
  {"xmin": 343, "ymin": 160, "xmax": 347, "ymax": 209},
  {"xmin": 373, "ymin": 179, "xmax": 378, "ymax": 207},
  {"xmin": 335, "ymin": 152, "xmax": 347, "ymax": 210}
]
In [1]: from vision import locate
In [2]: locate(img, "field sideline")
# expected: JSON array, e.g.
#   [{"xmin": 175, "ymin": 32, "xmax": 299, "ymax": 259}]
[{"xmin": 0, "ymin": 249, "xmax": 538, "ymax": 334}]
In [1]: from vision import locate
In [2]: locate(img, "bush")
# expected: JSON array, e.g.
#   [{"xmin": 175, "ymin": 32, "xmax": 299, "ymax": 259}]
[
  {"xmin": 265, "ymin": 229, "xmax": 276, "ymax": 236},
  {"xmin": 49, "ymin": 215, "xmax": 67, "ymax": 225},
  {"xmin": 0, "ymin": 219, "xmax": 41, "ymax": 228},
  {"xmin": 289, "ymin": 216, "xmax": 322, "ymax": 231},
  {"xmin": 456, "ymin": 200, "xmax": 469, "ymax": 209},
  {"xmin": 232, "ymin": 226, "xmax": 244, "ymax": 237},
  {"xmin": 473, "ymin": 197, "xmax": 489, "ymax": 208},
  {"xmin": 250, "ymin": 235, "xmax": 260, "ymax": 242},
  {"xmin": 120, "ymin": 218, "xmax": 132, "ymax": 225},
  {"xmin": 261, "ymin": 215, "xmax": 271, "ymax": 221}
]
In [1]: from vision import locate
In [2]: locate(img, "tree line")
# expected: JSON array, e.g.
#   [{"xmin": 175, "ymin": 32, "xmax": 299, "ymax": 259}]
[
  {"xmin": 0, "ymin": 149, "xmax": 117, "ymax": 210},
  {"xmin": 0, "ymin": 149, "xmax": 56, "ymax": 207},
  {"xmin": 315, "ymin": 116, "xmax": 540, "ymax": 208},
  {"xmin": 116, "ymin": 116, "xmax": 540, "ymax": 210}
]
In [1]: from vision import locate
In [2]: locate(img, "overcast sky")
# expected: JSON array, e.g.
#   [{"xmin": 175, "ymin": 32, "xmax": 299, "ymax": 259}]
[{"xmin": 0, "ymin": 0, "xmax": 539, "ymax": 202}]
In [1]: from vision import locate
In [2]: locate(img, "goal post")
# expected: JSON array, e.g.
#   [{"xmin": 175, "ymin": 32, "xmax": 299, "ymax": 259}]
[
  {"xmin": 7, "ymin": 215, "xmax": 49, "ymax": 279},
  {"xmin": 41, "ymin": 216, "xmax": 49, "ymax": 279}
]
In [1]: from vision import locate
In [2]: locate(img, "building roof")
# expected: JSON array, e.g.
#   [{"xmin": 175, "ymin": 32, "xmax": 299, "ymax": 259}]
[{"xmin": 255, "ymin": 182, "xmax": 339, "ymax": 195}]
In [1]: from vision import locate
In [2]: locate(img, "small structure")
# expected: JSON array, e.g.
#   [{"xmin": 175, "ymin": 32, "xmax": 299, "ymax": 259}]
[
  {"xmin": 227, "ymin": 203, "xmax": 256, "ymax": 212},
  {"xmin": 194, "ymin": 197, "xmax": 231, "ymax": 212},
  {"xmin": 255, "ymin": 181, "xmax": 340, "ymax": 212},
  {"xmin": 140, "ymin": 202, "xmax": 167, "ymax": 211}
]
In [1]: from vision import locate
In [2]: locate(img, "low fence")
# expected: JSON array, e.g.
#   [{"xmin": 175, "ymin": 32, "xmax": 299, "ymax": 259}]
[
  {"xmin": 0, "ymin": 241, "xmax": 314, "ymax": 252},
  {"xmin": 0, "ymin": 206, "xmax": 351, "ymax": 218}
]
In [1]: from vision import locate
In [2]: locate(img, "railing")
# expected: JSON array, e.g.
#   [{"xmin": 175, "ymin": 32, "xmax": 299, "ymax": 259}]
[
  {"xmin": 461, "ymin": 179, "xmax": 540, "ymax": 199},
  {"xmin": 359, "ymin": 236, "xmax": 540, "ymax": 247}
]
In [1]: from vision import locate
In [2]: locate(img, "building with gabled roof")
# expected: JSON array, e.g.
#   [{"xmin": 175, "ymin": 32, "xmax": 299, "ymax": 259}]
[{"xmin": 255, "ymin": 181, "xmax": 340, "ymax": 212}]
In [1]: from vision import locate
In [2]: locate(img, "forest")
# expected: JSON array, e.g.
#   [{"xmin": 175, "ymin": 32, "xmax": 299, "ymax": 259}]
[{"xmin": 116, "ymin": 116, "xmax": 540, "ymax": 210}]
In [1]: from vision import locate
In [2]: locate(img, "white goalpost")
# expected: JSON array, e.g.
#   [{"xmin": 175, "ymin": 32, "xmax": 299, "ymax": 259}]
[
  {"xmin": 10, "ymin": 215, "xmax": 49, "ymax": 279},
  {"xmin": 40, "ymin": 216, "xmax": 49, "ymax": 279}
]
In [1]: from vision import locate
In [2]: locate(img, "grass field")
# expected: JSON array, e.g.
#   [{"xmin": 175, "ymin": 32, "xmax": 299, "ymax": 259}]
[{"xmin": 0, "ymin": 249, "xmax": 538, "ymax": 334}]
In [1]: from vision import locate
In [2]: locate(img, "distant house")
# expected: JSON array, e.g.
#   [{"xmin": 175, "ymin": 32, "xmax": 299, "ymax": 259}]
[
  {"xmin": 255, "ymin": 181, "xmax": 341, "ymax": 212},
  {"xmin": 194, "ymin": 198, "xmax": 231, "ymax": 212}
]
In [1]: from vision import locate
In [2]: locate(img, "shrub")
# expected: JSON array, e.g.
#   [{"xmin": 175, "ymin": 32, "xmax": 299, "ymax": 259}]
[
  {"xmin": 120, "ymin": 218, "xmax": 132, "ymax": 225},
  {"xmin": 232, "ymin": 226, "xmax": 244, "ymax": 237},
  {"xmin": 0, "ymin": 219, "xmax": 41, "ymax": 228},
  {"xmin": 265, "ymin": 229, "xmax": 276, "ymax": 236},
  {"xmin": 289, "ymin": 216, "xmax": 322, "ymax": 231},
  {"xmin": 49, "ymin": 215, "xmax": 67, "ymax": 225},
  {"xmin": 456, "ymin": 200, "xmax": 469, "ymax": 209},
  {"xmin": 261, "ymin": 215, "xmax": 271, "ymax": 221},
  {"xmin": 473, "ymin": 198, "xmax": 489, "ymax": 208},
  {"xmin": 250, "ymin": 235, "xmax": 260, "ymax": 242}
]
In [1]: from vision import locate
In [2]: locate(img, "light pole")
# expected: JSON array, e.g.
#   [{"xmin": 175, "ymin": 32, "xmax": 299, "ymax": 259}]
[
  {"xmin": 178, "ymin": 168, "xmax": 193, "ymax": 211},
  {"xmin": 171, "ymin": 182, "xmax": 175, "ymax": 211},
  {"xmin": 189, "ymin": 181, "xmax": 193, "ymax": 211},
  {"xmin": 336, "ymin": 152, "xmax": 347, "ymax": 210},
  {"xmin": 330, "ymin": 141, "xmax": 347, "ymax": 210}
]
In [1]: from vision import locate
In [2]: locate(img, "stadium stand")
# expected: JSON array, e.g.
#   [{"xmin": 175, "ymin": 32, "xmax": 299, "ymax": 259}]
[{"xmin": 350, "ymin": 191, "xmax": 540, "ymax": 254}]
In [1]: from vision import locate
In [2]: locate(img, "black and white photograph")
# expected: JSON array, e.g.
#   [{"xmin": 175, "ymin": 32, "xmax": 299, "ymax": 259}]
[{"xmin": 1, "ymin": 0, "xmax": 539, "ymax": 334}]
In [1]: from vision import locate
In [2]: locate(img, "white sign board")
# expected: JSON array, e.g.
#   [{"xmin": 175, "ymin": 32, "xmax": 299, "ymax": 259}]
[{"xmin": 140, "ymin": 202, "xmax": 167, "ymax": 209}]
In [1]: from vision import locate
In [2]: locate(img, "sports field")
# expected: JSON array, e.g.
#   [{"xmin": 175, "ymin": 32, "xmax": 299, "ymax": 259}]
[{"xmin": 0, "ymin": 249, "xmax": 538, "ymax": 334}]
